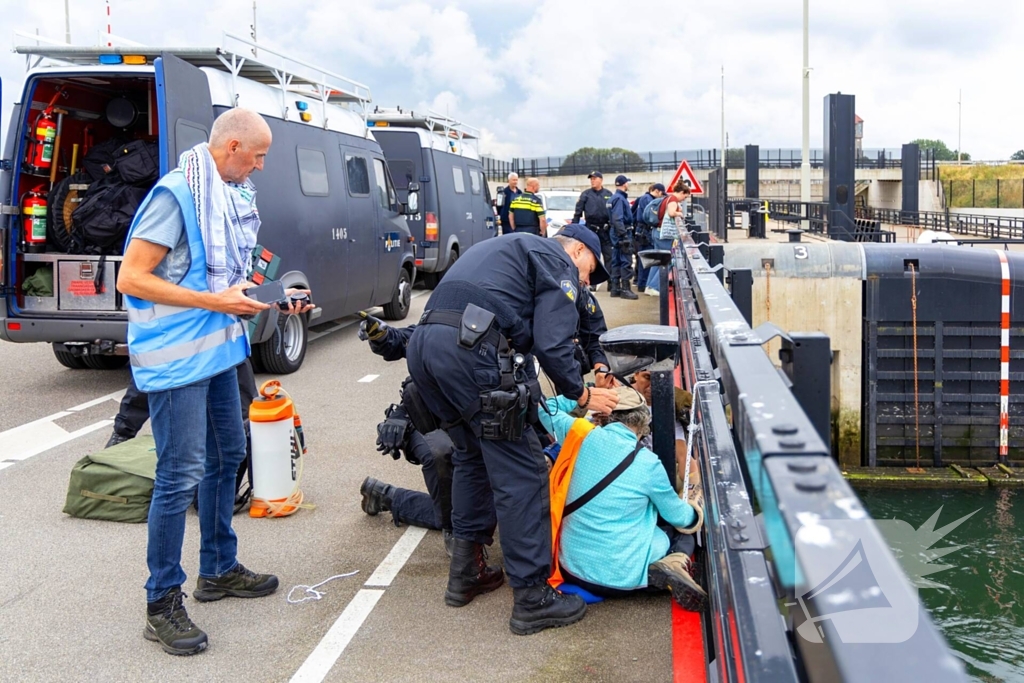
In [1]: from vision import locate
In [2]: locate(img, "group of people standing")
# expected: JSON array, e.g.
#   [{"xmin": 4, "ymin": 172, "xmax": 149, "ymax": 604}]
[{"xmin": 495, "ymin": 171, "xmax": 693, "ymax": 299}]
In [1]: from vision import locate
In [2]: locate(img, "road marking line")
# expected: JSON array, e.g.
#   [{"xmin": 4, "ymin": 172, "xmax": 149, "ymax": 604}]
[
  {"xmin": 289, "ymin": 589, "xmax": 384, "ymax": 683},
  {"xmin": 357, "ymin": 374, "xmax": 379, "ymax": 383},
  {"xmin": 67, "ymin": 390, "xmax": 126, "ymax": 412},
  {"xmin": 0, "ymin": 418, "xmax": 113, "ymax": 463},
  {"xmin": 364, "ymin": 526, "xmax": 428, "ymax": 587},
  {"xmin": 306, "ymin": 292, "xmax": 428, "ymax": 343},
  {"xmin": 290, "ymin": 526, "xmax": 428, "ymax": 683}
]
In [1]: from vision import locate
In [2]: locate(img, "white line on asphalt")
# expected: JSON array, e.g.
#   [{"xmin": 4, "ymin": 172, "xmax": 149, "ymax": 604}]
[
  {"xmin": 0, "ymin": 418, "xmax": 113, "ymax": 463},
  {"xmin": 357, "ymin": 375, "xmax": 379, "ymax": 383},
  {"xmin": 67, "ymin": 390, "xmax": 126, "ymax": 412},
  {"xmin": 306, "ymin": 292, "xmax": 428, "ymax": 343},
  {"xmin": 289, "ymin": 526, "xmax": 428, "ymax": 683}
]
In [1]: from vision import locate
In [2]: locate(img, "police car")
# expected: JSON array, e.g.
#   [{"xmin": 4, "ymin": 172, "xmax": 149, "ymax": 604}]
[{"xmin": 538, "ymin": 189, "xmax": 579, "ymax": 237}]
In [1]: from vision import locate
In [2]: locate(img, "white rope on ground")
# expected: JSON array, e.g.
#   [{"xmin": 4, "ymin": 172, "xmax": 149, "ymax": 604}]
[{"xmin": 287, "ymin": 571, "xmax": 360, "ymax": 604}]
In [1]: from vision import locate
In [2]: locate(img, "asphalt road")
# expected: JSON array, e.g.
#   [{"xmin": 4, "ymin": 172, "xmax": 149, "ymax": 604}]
[{"xmin": 0, "ymin": 287, "xmax": 673, "ymax": 683}]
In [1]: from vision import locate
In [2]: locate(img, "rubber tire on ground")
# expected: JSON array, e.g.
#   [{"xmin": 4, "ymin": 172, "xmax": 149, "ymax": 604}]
[
  {"xmin": 420, "ymin": 248, "xmax": 458, "ymax": 290},
  {"xmin": 255, "ymin": 311, "xmax": 308, "ymax": 374},
  {"xmin": 52, "ymin": 345, "xmax": 88, "ymax": 369},
  {"xmin": 382, "ymin": 267, "xmax": 412, "ymax": 321},
  {"xmin": 82, "ymin": 354, "xmax": 130, "ymax": 370}
]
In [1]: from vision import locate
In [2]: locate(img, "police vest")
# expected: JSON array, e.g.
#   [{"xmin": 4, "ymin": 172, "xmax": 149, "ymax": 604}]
[{"xmin": 124, "ymin": 171, "xmax": 249, "ymax": 392}]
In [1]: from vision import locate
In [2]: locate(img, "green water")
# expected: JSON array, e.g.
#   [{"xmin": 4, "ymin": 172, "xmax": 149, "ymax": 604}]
[{"xmin": 858, "ymin": 488, "xmax": 1024, "ymax": 682}]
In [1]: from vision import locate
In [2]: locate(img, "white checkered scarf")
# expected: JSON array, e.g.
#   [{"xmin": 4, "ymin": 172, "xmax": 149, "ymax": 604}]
[{"xmin": 178, "ymin": 143, "xmax": 260, "ymax": 293}]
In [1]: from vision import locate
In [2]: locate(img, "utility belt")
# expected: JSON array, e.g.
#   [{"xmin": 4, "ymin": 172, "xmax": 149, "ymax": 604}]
[{"xmin": 419, "ymin": 304, "xmax": 540, "ymax": 441}]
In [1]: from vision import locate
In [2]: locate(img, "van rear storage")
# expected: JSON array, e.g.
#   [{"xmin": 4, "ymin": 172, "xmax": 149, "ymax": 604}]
[{"xmin": 1, "ymin": 36, "xmax": 417, "ymax": 372}]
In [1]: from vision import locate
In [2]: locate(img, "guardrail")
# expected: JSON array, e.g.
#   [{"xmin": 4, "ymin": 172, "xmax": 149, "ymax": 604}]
[
  {"xmin": 672, "ymin": 233, "xmax": 966, "ymax": 682},
  {"xmin": 860, "ymin": 208, "xmax": 1024, "ymax": 240}
]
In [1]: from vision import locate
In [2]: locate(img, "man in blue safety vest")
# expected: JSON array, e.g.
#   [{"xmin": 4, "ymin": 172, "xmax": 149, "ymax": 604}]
[{"xmin": 117, "ymin": 108, "xmax": 311, "ymax": 656}]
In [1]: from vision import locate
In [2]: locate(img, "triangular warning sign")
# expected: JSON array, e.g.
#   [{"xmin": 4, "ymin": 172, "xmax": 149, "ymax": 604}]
[{"xmin": 666, "ymin": 159, "xmax": 704, "ymax": 196}]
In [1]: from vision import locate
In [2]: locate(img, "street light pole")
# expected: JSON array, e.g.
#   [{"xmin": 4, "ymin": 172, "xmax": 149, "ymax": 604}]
[
  {"xmin": 721, "ymin": 65, "xmax": 726, "ymax": 175},
  {"xmin": 957, "ymin": 89, "xmax": 962, "ymax": 166},
  {"xmin": 64, "ymin": 0, "xmax": 71, "ymax": 44},
  {"xmin": 801, "ymin": 0, "xmax": 810, "ymax": 229}
]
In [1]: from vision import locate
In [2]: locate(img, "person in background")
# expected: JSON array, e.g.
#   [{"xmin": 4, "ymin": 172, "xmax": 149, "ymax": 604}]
[
  {"xmin": 497, "ymin": 172, "xmax": 522, "ymax": 234},
  {"xmin": 632, "ymin": 183, "xmax": 664, "ymax": 293},
  {"xmin": 571, "ymin": 172, "xmax": 614, "ymax": 281},
  {"xmin": 608, "ymin": 175, "xmax": 637, "ymax": 299},
  {"xmin": 645, "ymin": 181, "xmax": 691, "ymax": 296},
  {"xmin": 508, "ymin": 178, "xmax": 547, "ymax": 236}
]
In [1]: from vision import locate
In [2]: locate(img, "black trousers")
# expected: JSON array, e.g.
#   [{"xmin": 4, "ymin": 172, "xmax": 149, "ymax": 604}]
[
  {"xmin": 114, "ymin": 359, "xmax": 258, "ymax": 438},
  {"xmin": 388, "ymin": 429, "xmax": 455, "ymax": 531},
  {"xmin": 407, "ymin": 323, "xmax": 549, "ymax": 589},
  {"xmin": 591, "ymin": 226, "xmax": 615, "ymax": 282}
]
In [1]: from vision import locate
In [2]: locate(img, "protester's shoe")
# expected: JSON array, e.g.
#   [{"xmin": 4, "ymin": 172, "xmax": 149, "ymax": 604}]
[
  {"xmin": 360, "ymin": 477, "xmax": 393, "ymax": 517},
  {"xmin": 648, "ymin": 553, "xmax": 707, "ymax": 612},
  {"xmin": 193, "ymin": 562, "xmax": 279, "ymax": 602},
  {"xmin": 105, "ymin": 431, "xmax": 131, "ymax": 449},
  {"xmin": 509, "ymin": 585, "xmax": 587, "ymax": 635},
  {"xmin": 444, "ymin": 538, "xmax": 504, "ymax": 607},
  {"xmin": 608, "ymin": 279, "xmax": 621, "ymax": 298},
  {"xmin": 144, "ymin": 588, "xmax": 208, "ymax": 656},
  {"xmin": 619, "ymin": 283, "xmax": 639, "ymax": 300},
  {"xmin": 443, "ymin": 529, "xmax": 455, "ymax": 558},
  {"xmin": 645, "ymin": 287, "xmax": 660, "ymax": 297}
]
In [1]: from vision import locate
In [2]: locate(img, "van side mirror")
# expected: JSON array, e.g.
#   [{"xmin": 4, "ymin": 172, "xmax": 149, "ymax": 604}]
[{"xmin": 404, "ymin": 184, "xmax": 420, "ymax": 215}]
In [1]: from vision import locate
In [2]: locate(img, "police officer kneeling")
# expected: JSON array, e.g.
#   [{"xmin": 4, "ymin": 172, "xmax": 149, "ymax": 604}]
[{"xmin": 406, "ymin": 225, "xmax": 619, "ymax": 635}]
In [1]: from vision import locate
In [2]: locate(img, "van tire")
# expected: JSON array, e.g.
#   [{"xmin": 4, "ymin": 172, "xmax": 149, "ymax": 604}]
[
  {"xmin": 383, "ymin": 267, "xmax": 412, "ymax": 321},
  {"xmin": 82, "ymin": 355, "xmax": 130, "ymax": 370},
  {"xmin": 53, "ymin": 345, "xmax": 88, "ymax": 369},
  {"xmin": 421, "ymin": 248, "xmax": 458, "ymax": 290},
  {"xmin": 256, "ymin": 311, "xmax": 308, "ymax": 375}
]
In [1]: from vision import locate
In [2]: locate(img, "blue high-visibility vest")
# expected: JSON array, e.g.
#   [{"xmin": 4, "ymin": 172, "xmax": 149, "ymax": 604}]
[{"xmin": 124, "ymin": 171, "xmax": 249, "ymax": 392}]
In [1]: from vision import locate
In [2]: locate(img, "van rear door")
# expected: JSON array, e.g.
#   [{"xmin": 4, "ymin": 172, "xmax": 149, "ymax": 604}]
[
  {"xmin": 155, "ymin": 53, "xmax": 214, "ymax": 173},
  {"xmin": 373, "ymin": 131, "xmax": 424, "ymax": 242}
]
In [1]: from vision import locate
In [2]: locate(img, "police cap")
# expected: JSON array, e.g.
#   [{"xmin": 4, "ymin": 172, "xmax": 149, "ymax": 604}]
[
  {"xmin": 555, "ymin": 224, "xmax": 610, "ymax": 285},
  {"xmin": 615, "ymin": 175, "xmax": 630, "ymax": 186},
  {"xmin": 587, "ymin": 170, "xmax": 603, "ymax": 179}
]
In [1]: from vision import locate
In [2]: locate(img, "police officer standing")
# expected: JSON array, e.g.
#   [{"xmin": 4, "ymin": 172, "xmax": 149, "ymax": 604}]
[
  {"xmin": 405, "ymin": 225, "xmax": 619, "ymax": 635},
  {"xmin": 571, "ymin": 171, "xmax": 614, "ymax": 281},
  {"xmin": 507, "ymin": 178, "xmax": 547, "ymax": 236},
  {"xmin": 608, "ymin": 174, "xmax": 637, "ymax": 299},
  {"xmin": 496, "ymin": 172, "xmax": 522, "ymax": 234}
]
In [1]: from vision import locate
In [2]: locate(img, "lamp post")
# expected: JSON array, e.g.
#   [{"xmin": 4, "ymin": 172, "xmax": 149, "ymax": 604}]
[{"xmin": 801, "ymin": 0, "xmax": 811, "ymax": 229}]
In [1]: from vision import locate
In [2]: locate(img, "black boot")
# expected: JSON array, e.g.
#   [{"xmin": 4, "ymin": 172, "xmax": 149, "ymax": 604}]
[
  {"xmin": 509, "ymin": 584, "xmax": 587, "ymax": 635},
  {"xmin": 444, "ymin": 538, "xmax": 505, "ymax": 607},
  {"xmin": 360, "ymin": 477, "xmax": 393, "ymax": 517},
  {"xmin": 144, "ymin": 588, "xmax": 208, "ymax": 656},
  {"xmin": 619, "ymin": 282, "xmax": 639, "ymax": 300},
  {"xmin": 609, "ymin": 279, "xmax": 621, "ymax": 297}
]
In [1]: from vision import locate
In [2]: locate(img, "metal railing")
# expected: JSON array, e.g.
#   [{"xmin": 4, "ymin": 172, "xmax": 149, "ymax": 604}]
[
  {"xmin": 672, "ymin": 234, "xmax": 966, "ymax": 682},
  {"xmin": 860, "ymin": 207, "xmax": 1024, "ymax": 240}
]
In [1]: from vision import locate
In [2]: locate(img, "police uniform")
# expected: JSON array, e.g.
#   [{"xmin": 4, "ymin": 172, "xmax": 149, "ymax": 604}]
[
  {"xmin": 608, "ymin": 179, "xmax": 636, "ymax": 297},
  {"xmin": 572, "ymin": 174, "xmax": 614, "ymax": 271},
  {"xmin": 497, "ymin": 184, "xmax": 522, "ymax": 234},
  {"xmin": 576, "ymin": 290, "xmax": 609, "ymax": 374},
  {"xmin": 508, "ymin": 191, "xmax": 546, "ymax": 235},
  {"xmin": 405, "ymin": 227, "xmax": 608, "ymax": 632}
]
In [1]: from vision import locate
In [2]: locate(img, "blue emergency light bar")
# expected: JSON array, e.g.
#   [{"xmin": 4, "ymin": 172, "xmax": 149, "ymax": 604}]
[{"xmin": 98, "ymin": 54, "xmax": 123, "ymax": 65}]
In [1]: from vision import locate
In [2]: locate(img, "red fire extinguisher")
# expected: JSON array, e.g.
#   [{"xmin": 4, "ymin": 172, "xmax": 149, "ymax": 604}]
[
  {"xmin": 21, "ymin": 186, "xmax": 48, "ymax": 254},
  {"xmin": 25, "ymin": 110, "xmax": 57, "ymax": 173}
]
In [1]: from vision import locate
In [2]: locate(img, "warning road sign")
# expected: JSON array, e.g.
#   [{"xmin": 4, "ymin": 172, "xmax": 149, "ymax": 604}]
[{"xmin": 666, "ymin": 160, "xmax": 704, "ymax": 196}]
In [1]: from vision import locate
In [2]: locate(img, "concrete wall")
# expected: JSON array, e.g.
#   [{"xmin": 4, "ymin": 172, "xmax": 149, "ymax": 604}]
[{"xmin": 867, "ymin": 180, "xmax": 901, "ymax": 210}]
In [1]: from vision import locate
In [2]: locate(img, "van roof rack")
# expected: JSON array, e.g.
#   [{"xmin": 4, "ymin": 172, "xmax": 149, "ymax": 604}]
[
  {"xmin": 13, "ymin": 32, "xmax": 372, "ymax": 119},
  {"xmin": 368, "ymin": 107, "xmax": 480, "ymax": 156}
]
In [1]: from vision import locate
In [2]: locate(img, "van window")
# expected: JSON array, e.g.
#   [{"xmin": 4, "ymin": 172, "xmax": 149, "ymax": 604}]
[
  {"xmin": 345, "ymin": 153, "xmax": 370, "ymax": 196},
  {"xmin": 372, "ymin": 158, "xmax": 396, "ymax": 210},
  {"xmin": 176, "ymin": 120, "xmax": 209, "ymax": 157},
  {"xmin": 469, "ymin": 169, "xmax": 482, "ymax": 195},
  {"xmin": 297, "ymin": 148, "xmax": 329, "ymax": 196},
  {"xmin": 452, "ymin": 167, "xmax": 466, "ymax": 194},
  {"xmin": 389, "ymin": 160, "xmax": 415, "ymax": 190}
]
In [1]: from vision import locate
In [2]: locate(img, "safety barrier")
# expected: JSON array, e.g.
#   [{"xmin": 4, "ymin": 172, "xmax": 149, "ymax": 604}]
[{"xmin": 671, "ymin": 233, "xmax": 966, "ymax": 682}]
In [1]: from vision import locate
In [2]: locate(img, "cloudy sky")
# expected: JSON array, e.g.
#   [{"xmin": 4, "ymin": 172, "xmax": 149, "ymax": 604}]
[{"xmin": 1, "ymin": 0, "xmax": 1021, "ymax": 160}]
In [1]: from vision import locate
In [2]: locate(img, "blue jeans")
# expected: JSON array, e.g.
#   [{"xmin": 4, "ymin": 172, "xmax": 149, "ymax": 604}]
[
  {"xmin": 645, "ymin": 236, "xmax": 675, "ymax": 292},
  {"xmin": 145, "ymin": 365, "xmax": 247, "ymax": 602}
]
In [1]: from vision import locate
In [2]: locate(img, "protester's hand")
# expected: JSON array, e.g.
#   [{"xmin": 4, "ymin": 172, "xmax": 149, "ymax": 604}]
[
  {"xmin": 213, "ymin": 282, "xmax": 270, "ymax": 316},
  {"xmin": 376, "ymin": 404, "xmax": 411, "ymax": 460},
  {"xmin": 358, "ymin": 311, "xmax": 389, "ymax": 342},
  {"xmin": 282, "ymin": 288, "xmax": 314, "ymax": 315},
  {"xmin": 582, "ymin": 387, "xmax": 619, "ymax": 415}
]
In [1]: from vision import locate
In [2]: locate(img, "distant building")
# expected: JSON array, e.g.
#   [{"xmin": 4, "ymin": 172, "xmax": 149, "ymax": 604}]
[{"xmin": 855, "ymin": 114, "xmax": 864, "ymax": 157}]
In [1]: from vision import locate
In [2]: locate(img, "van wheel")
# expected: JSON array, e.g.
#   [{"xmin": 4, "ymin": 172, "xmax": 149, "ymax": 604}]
[
  {"xmin": 53, "ymin": 345, "xmax": 88, "ymax": 369},
  {"xmin": 256, "ymin": 311, "xmax": 308, "ymax": 374},
  {"xmin": 383, "ymin": 268, "xmax": 412, "ymax": 321},
  {"xmin": 421, "ymin": 249, "xmax": 458, "ymax": 290},
  {"xmin": 82, "ymin": 355, "xmax": 130, "ymax": 370}
]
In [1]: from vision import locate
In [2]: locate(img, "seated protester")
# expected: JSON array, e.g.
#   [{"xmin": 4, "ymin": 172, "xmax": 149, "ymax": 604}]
[{"xmin": 539, "ymin": 385, "xmax": 706, "ymax": 611}]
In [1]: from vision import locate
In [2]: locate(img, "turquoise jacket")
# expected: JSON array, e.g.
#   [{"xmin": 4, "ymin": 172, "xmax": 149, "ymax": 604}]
[
  {"xmin": 125, "ymin": 171, "xmax": 249, "ymax": 392},
  {"xmin": 539, "ymin": 396, "xmax": 695, "ymax": 589}
]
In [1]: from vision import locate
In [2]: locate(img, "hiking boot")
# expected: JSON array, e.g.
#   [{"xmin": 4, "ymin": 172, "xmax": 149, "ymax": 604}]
[
  {"xmin": 144, "ymin": 587, "xmax": 208, "ymax": 656},
  {"xmin": 193, "ymin": 562, "xmax": 279, "ymax": 602},
  {"xmin": 619, "ymin": 283, "xmax": 639, "ymax": 300},
  {"xmin": 360, "ymin": 477, "xmax": 393, "ymax": 517},
  {"xmin": 443, "ymin": 529, "xmax": 455, "ymax": 558},
  {"xmin": 105, "ymin": 431, "xmax": 131, "ymax": 449},
  {"xmin": 648, "ymin": 553, "xmax": 707, "ymax": 612},
  {"xmin": 444, "ymin": 538, "xmax": 504, "ymax": 607},
  {"xmin": 608, "ymin": 279, "xmax": 621, "ymax": 298},
  {"xmin": 510, "ymin": 585, "xmax": 587, "ymax": 635}
]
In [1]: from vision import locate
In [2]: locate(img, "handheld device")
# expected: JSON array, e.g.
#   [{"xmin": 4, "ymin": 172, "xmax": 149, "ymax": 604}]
[
  {"xmin": 278, "ymin": 291, "xmax": 310, "ymax": 311},
  {"xmin": 244, "ymin": 281, "xmax": 286, "ymax": 305}
]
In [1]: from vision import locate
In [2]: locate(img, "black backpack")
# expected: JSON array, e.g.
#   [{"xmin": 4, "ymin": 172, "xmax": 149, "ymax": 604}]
[
  {"xmin": 113, "ymin": 140, "xmax": 159, "ymax": 186},
  {"xmin": 71, "ymin": 177, "xmax": 149, "ymax": 255},
  {"xmin": 80, "ymin": 138, "xmax": 126, "ymax": 182},
  {"xmin": 46, "ymin": 171, "xmax": 91, "ymax": 253}
]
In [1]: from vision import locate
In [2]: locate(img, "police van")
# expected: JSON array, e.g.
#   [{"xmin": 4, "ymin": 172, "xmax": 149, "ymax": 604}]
[
  {"xmin": 0, "ymin": 34, "xmax": 418, "ymax": 373},
  {"xmin": 367, "ymin": 109, "xmax": 495, "ymax": 288}
]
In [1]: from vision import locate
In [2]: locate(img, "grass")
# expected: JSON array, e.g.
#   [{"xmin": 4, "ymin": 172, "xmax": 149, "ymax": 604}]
[{"xmin": 939, "ymin": 165, "xmax": 1024, "ymax": 208}]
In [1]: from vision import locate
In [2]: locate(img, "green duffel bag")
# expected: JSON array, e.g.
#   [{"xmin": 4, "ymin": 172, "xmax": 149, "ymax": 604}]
[{"xmin": 63, "ymin": 435, "xmax": 157, "ymax": 523}]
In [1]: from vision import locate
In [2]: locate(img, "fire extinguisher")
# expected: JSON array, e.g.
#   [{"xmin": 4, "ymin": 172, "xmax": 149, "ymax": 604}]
[
  {"xmin": 21, "ymin": 186, "xmax": 48, "ymax": 254},
  {"xmin": 24, "ymin": 110, "xmax": 57, "ymax": 173}
]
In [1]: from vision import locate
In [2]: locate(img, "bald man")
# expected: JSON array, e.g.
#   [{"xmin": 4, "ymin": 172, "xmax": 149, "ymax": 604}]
[{"xmin": 118, "ymin": 108, "xmax": 308, "ymax": 656}]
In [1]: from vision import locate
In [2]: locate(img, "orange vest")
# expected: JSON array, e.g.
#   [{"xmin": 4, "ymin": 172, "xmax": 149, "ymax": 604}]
[{"xmin": 548, "ymin": 418, "xmax": 595, "ymax": 588}]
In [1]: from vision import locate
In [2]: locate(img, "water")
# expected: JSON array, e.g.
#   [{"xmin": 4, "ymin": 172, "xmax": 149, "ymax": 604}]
[{"xmin": 858, "ymin": 488, "xmax": 1024, "ymax": 682}]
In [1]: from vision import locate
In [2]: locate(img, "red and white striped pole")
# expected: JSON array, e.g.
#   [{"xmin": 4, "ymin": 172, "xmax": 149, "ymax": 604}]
[
  {"xmin": 105, "ymin": 1, "xmax": 112, "ymax": 47},
  {"xmin": 998, "ymin": 250, "xmax": 1010, "ymax": 463}
]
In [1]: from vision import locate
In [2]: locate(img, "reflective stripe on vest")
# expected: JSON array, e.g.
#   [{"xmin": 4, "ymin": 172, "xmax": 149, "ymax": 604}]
[{"xmin": 124, "ymin": 171, "xmax": 249, "ymax": 392}]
